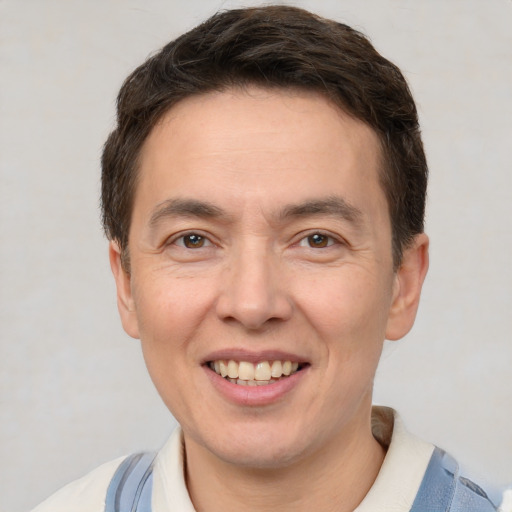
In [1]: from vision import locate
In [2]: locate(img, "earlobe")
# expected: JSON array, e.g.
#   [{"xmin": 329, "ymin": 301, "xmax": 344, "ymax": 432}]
[
  {"xmin": 385, "ymin": 233, "xmax": 429, "ymax": 341},
  {"xmin": 109, "ymin": 241, "xmax": 140, "ymax": 339}
]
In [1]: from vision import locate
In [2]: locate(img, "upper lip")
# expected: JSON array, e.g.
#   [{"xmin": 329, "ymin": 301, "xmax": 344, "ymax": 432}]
[{"xmin": 201, "ymin": 349, "xmax": 308, "ymax": 365}]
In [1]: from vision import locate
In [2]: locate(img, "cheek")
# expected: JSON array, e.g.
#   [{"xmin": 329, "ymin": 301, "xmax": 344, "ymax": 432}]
[
  {"xmin": 295, "ymin": 267, "xmax": 394, "ymax": 347},
  {"xmin": 130, "ymin": 278, "xmax": 210, "ymax": 400},
  {"xmin": 131, "ymin": 275, "xmax": 207, "ymax": 416},
  {"xmin": 132, "ymin": 270, "xmax": 212, "ymax": 341}
]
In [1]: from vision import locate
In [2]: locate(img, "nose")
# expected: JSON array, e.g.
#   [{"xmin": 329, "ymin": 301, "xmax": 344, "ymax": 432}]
[{"xmin": 215, "ymin": 245, "xmax": 293, "ymax": 330}]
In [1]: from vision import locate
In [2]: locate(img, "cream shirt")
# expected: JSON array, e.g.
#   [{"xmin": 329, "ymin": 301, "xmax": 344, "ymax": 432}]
[{"xmin": 31, "ymin": 407, "xmax": 434, "ymax": 512}]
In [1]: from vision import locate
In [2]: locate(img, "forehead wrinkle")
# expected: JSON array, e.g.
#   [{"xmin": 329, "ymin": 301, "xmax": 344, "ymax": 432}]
[
  {"xmin": 148, "ymin": 198, "xmax": 230, "ymax": 228},
  {"xmin": 278, "ymin": 196, "xmax": 363, "ymax": 225}
]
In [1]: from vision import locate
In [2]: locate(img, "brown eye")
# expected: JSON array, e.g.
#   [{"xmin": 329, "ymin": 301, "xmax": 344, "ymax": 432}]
[
  {"xmin": 307, "ymin": 233, "xmax": 330, "ymax": 248},
  {"xmin": 181, "ymin": 234, "xmax": 206, "ymax": 248}
]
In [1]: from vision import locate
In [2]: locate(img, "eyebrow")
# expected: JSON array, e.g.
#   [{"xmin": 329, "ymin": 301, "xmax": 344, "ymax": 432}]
[
  {"xmin": 148, "ymin": 195, "xmax": 363, "ymax": 228},
  {"xmin": 279, "ymin": 196, "xmax": 363, "ymax": 224},
  {"xmin": 149, "ymin": 198, "xmax": 228, "ymax": 227}
]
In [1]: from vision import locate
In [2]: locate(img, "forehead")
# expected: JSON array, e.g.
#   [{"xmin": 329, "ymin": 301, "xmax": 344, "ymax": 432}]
[
  {"xmin": 135, "ymin": 86, "xmax": 386, "ymax": 222},
  {"xmin": 148, "ymin": 87, "xmax": 379, "ymax": 156}
]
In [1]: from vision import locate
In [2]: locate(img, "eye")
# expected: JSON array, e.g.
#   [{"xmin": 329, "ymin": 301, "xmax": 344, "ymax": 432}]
[
  {"xmin": 174, "ymin": 233, "xmax": 212, "ymax": 249},
  {"xmin": 298, "ymin": 233, "xmax": 336, "ymax": 248}
]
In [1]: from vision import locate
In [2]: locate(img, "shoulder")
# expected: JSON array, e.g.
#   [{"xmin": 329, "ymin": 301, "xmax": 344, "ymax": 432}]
[
  {"xmin": 452, "ymin": 474, "xmax": 499, "ymax": 511},
  {"xmin": 30, "ymin": 456, "xmax": 125, "ymax": 512},
  {"xmin": 365, "ymin": 408, "xmax": 499, "ymax": 512},
  {"xmin": 413, "ymin": 447, "xmax": 498, "ymax": 512}
]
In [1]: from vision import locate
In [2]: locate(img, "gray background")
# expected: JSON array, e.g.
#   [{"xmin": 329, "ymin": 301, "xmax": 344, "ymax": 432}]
[{"xmin": 1, "ymin": 1, "xmax": 511, "ymax": 511}]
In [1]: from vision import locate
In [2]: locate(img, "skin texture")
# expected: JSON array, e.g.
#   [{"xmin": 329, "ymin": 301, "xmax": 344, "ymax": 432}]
[{"xmin": 110, "ymin": 87, "xmax": 429, "ymax": 512}]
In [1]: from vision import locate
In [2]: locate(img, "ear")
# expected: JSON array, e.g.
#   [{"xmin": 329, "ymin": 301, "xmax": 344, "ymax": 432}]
[
  {"xmin": 386, "ymin": 233, "xmax": 429, "ymax": 341},
  {"xmin": 109, "ymin": 241, "xmax": 140, "ymax": 339}
]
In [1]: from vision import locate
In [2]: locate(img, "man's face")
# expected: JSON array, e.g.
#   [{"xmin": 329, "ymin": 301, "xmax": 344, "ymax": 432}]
[{"xmin": 111, "ymin": 87, "xmax": 424, "ymax": 468}]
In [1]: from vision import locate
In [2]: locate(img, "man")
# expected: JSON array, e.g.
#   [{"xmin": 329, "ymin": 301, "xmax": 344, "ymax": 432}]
[{"xmin": 32, "ymin": 6, "xmax": 498, "ymax": 512}]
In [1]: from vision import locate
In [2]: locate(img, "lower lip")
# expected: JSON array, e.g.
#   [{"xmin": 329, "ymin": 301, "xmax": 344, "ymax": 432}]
[{"xmin": 204, "ymin": 366, "xmax": 308, "ymax": 406}]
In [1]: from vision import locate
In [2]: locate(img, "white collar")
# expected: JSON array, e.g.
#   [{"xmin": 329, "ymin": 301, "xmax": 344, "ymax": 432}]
[
  {"xmin": 355, "ymin": 406, "xmax": 434, "ymax": 512},
  {"xmin": 152, "ymin": 426, "xmax": 195, "ymax": 512},
  {"xmin": 152, "ymin": 406, "xmax": 434, "ymax": 512}
]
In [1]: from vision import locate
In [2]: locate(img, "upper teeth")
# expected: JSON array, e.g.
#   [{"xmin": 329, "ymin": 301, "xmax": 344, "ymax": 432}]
[{"xmin": 210, "ymin": 360, "xmax": 300, "ymax": 381}]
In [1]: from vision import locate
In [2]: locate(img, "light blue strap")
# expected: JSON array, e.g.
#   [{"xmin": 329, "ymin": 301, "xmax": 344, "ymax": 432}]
[
  {"xmin": 105, "ymin": 452, "xmax": 156, "ymax": 512},
  {"xmin": 411, "ymin": 447, "xmax": 497, "ymax": 511}
]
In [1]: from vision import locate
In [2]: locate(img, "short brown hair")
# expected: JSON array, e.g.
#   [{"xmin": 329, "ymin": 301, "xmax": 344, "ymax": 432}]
[{"xmin": 101, "ymin": 5, "xmax": 427, "ymax": 269}]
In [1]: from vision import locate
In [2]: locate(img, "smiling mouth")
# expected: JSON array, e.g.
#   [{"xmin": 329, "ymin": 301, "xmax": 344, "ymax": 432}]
[{"xmin": 208, "ymin": 359, "xmax": 306, "ymax": 386}]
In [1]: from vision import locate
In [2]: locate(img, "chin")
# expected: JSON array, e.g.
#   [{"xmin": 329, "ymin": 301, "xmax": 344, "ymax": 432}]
[
  {"xmin": 216, "ymin": 443, "xmax": 305, "ymax": 470},
  {"xmin": 198, "ymin": 422, "xmax": 313, "ymax": 470}
]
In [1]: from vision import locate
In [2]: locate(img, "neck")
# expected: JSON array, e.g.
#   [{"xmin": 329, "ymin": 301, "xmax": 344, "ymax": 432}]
[{"xmin": 184, "ymin": 406, "xmax": 386, "ymax": 512}]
